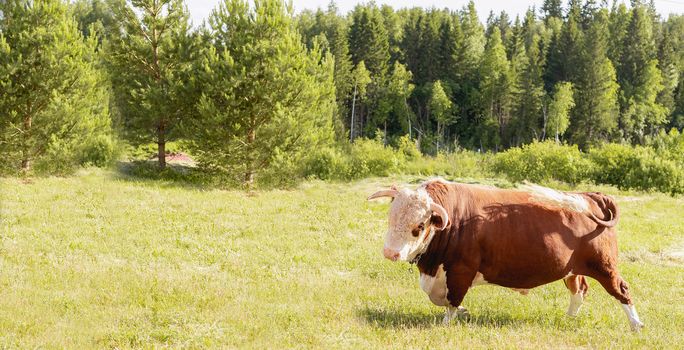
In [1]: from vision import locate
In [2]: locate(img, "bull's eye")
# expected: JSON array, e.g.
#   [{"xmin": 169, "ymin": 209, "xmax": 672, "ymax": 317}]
[{"xmin": 412, "ymin": 223, "xmax": 424, "ymax": 237}]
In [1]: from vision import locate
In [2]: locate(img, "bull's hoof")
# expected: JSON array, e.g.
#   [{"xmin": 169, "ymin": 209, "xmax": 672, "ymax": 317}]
[
  {"xmin": 630, "ymin": 320, "xmax": 645, "ymax": 332},
  {"xmin": 443, "ymin": 306, "xmax": 469, "ymax": 324}
]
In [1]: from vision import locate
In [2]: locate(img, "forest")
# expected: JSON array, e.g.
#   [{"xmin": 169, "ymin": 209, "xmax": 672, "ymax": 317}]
[{"xmin": 1, "ymin": 0, "xmax": 683, "ymax": 188}]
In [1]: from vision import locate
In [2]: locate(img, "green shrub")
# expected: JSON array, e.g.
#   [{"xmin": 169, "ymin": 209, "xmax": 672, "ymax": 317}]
[
  {"xmin": 648, "ymin": 128, "xmax": 684, "ymax": 165},
  {"xmin": 78, "ymin": 134, "xmax": 118, "ymax": 167},
  {"xmin": 395, "ymin": 135, "xmax": 421, "ymax": 161},
  {"xmin": 33, "ymin": 136, "xmax": 80, "ymax": 176},
  {"xmin": 301, "ymin": 146, "xmax": 351, "ymax": 180},
  {"xmin": 589, "ymin": 143, "xmax": 684, "ymax": 194},
  {"xmin": 403, "ymin": 150, "xmax": 488, "ymax": 178},
  {"xmin": 490, "ymin": 141, "xmax": 591, "ymax": 185},
  {"xmin": 349, "ymin": 138, "xmax": 404, "ymax": 178},
  {"xmin": 301, "ymin": 138, "xmax": 405, "ymax": 180},
  {"xmin": 258, "ymin": 148, "xmax": 307, "ymax": 188}
]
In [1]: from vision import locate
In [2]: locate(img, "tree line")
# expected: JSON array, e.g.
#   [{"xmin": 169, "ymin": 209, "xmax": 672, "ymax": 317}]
[
  {"xmin": 1, "ymin": 0, "xmax": 683, "ymax": 186},
  {"xmin": 297, "ymin": 0, "xmax": 684, "ymax": 152}
]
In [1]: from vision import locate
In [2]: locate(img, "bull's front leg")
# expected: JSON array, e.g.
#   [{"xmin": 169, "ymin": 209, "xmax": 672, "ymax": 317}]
[{"xmin": 443, "ymin": 265, "xmax": 477, "ymax": 324}]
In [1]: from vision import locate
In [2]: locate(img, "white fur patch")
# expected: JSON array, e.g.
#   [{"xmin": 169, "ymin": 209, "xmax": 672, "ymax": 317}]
[
  {"xmin": 567, "ymin": 293, "xmax": 584, "ymax": 317},
  {"xmin": 471, "ymin": 272, "xmax": 489, "ymax": 287},
  {"xmin": 522, "ymin": 183, "xmax": 590, "ymax": 213},
  {"xmin": 419, "ymin": 264, "xmax": 449, "ymax": 306},
  {"xmin": 621, "ymin": 304, "xmax": 645, "ymax": 332},
  {"xmin": 384, "ymin": 188, "xmax": 434, "ymax": 261},
  {"xmin": 418, "ymin": 177, "xmax": 452, "ymax": 189}
]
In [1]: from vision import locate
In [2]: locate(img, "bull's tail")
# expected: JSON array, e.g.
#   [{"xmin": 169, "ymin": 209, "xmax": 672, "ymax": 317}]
[
  {"xmin": 582, "ymin": 192, "xmax": 619, "ymax": 228},
  {"xmin": 523, "ymin": 183, "xmax": 619, "ymax": 228}
]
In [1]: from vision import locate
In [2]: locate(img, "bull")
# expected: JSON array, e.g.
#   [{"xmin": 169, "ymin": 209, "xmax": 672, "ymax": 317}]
[{"xmin": 368, "ymin": 179, "xmax": 644, "ymax": 331}]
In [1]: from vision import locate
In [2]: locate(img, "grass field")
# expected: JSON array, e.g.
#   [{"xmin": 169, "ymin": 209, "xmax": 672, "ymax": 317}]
[{"xmin": 1, "ymin": 169, "xmax": 683, "ymax": 348}]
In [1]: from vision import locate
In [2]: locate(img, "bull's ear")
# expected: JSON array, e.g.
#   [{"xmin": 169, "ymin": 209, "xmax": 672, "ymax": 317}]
[
  {"xmin": 367, "ymin": 189, "xmax": 399, "ymax": 201},
  {"xmin": 429, "ymin": 202, "xmax": 449, "ymax": 230}
]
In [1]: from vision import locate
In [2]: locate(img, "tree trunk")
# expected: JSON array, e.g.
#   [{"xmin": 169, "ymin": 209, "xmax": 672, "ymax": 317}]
[
  {"xmin": 157, "ymin": 124, "xmax": 166, "ymax": 170},
  {"xmin": 21, "ymin": 114, "xmax": 32, "ymax": 173},
  {"xmin": 541, "ymin": 103, "xmax": 548, "ymax": 141},
  {"xmin": 350, "ymin": 84, "xmax": 357, "ymax": 142},
  {"xmin": 244, "ymin": 128, "xmax": 256, "ymax": 188}
]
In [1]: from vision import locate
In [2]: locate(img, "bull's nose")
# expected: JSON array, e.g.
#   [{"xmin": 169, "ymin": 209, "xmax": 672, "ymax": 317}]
[{"xmin": 383, "ymin": 247, "xmax": 400, "ymax": 261}]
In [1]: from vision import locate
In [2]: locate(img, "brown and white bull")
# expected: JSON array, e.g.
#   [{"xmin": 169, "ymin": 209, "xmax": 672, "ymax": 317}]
[{"xmin": 368, "ymin": 179, "xmax": 644, "ymax": 331}]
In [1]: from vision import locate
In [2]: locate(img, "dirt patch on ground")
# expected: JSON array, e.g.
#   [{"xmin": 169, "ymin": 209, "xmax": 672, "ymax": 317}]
[
  {"xmin": 622, "ymin": 246, "xmax": 684, "ymax": 266},
  {"xmin": 149, "ymin": 152, "xmax": 197, "ymax": 167},
  {"xmin": 615, "ymin": 195, "xmax": 648, "ymax": 202}
]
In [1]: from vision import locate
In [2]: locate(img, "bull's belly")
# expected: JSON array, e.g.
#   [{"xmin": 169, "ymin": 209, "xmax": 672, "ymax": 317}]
[
  {"xmin": 478, "ymin": 242, "xmax": 576, "ymax": 289},
  {"xmin": 419, "ymin": 266, "xmax": 530, "ymax": 306},
  {"xmin": 478, "ymin": 265, "xmax": 573, "ymax": 289}
]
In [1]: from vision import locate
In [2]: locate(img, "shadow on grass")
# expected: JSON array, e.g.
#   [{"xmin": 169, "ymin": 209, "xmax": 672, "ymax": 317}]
[
  {"xmin": 358, "ymin": 305, "xmax": 546, "ymax": 329},
  {"xmin": 112, "ymin": 161, "xmax": 219, "ymax": 190},
  {"xmin": 359, "ymin": 306, "xmax": 440, "ymax": 328}
]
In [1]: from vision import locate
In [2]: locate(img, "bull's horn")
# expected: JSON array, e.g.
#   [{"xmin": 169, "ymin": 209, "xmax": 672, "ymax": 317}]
[
  {"xmin": 430, "ymin": 202, "xmax": 449, "ymax": 230},
  {"xmin": 367, "ymin": 189, "xmax": 399, "ymax": 201}
]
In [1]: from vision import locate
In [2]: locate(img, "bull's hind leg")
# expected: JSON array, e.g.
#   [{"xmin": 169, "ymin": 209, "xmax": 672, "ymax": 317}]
[
  {"xmin": 585, "ymin": 264, "xmax": 644, "ymax": 332},
  {"xmin": 563, "ymin": 275, "xmax": 589, "ymax": 317}
]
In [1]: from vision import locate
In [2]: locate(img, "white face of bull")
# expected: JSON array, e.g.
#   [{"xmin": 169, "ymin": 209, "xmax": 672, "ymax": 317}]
[{"xmin": 368, "ymin": 187, "xmax": 448, "ymax": 262}]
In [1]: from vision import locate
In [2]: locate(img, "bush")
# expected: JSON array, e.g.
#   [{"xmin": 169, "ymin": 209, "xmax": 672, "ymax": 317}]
[
  {"xmin": 258, "ymin": 148, "xmax": 306, "ymax": 188},
  {"xmin": 403, "ymin": 151, "xmax": 488, "ymax": 178},
  {"xmin": 301, "ymin": 138, "xmax": 405, "ymax": 180},
  {"xmin": 647, "ymin": 128, "xmax": 684, "ymax": 165},
  {"xmin": 349, "ymin": 138, "xmax": 404, "ymax": 178},
  {"xmin": 78, "ymin": 134, "xmax": 118, "ymax": 167},
  {"xmin": 301, "ymin": 146, "xmax": 351, "ymax": 180},
  {"xmin": 33, "ymin": 136, "xmax": 80, "ymax": 176},
  {"xmin": 589, "ymin": 143, "xmax": 684, "ymax": 194},
  {"xmin": 490, "ymin": 141, "xmax": 591, "ymax": 185},
  {"xmin": 395, "ymin": 135, "xmax": 421, "ymax": 161}
]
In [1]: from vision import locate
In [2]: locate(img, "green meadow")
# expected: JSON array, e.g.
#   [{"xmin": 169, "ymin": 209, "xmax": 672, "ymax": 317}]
[{"xmin": 1, "ymin": 170, "xmax": 683, "ymax": 348}]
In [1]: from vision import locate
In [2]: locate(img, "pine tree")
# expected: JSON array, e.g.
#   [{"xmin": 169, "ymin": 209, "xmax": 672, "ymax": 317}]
[
  {"xmin": 551, "ymin": 0, "xmax": 583, "ymax": 84},
  {"xmin": 455, "ymin": 1, "xmax": 486, "ymax": 148},
  {"xmin": 541, "ymin": 0, "xmax": 563, "ymax": 21},
  {"xmin": 436, "ymin": 14, "xmax": 461, "ymax": 86},
  {"xmin": 106, "ymin": 0, "xmax": 193, "ymax": 169},
  {"xmin": 571, "ymin": 10, "xmax": 619, "ymax": 147},
  {"xmin": 607, "ymin": 1, "xmax": 630, "ymax": 68},
  {"xmin": 512, "ymin": 34, "xmax": 545, "ymax": 145},
  {"xmin": 656, "ymin": 25, "xmax": 678, "ymax": 115},
  {"xmin": 348, "ymin": 4, "xmax": 389, "ymax": 78},
  {"xmin": 70, "ymin": 0, "xmax": 116, "ymax": 40},
  {"xmin": 380, "ymin": 4, "xmax": 402, "ymax": 64},
  {"xmin": 0, "ymin": 0, "xmax": 111, "ymax": 174},
  {"xmin": 479, "ymin": 27, "xmax": 511, "ymax": 151},
  {"xmin": 460, "ymin": 1, "xmax": 485, "ymax": 74},
  {"xmin": 542, "ymin": 16, "xmax": 562, "ymax": 92},
  {"xmin": 193, "ymin": 0, "xmax": 336, "ymax": 187},
  {"xmin": 326, "ymin": 5, "xmax": 354, "ymax": 141},
  {"xmin": 348, "ymin": 3, "xmax": 390, "ymax": 139},
  {"xmin": 619, "ymin": 2, "xmax": 665, "ymax": 141}
]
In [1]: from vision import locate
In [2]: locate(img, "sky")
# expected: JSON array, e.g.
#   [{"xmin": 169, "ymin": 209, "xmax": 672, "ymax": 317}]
[{"xmin": 185, "ymin": 0, "xmax": 684, "ymax": 26}]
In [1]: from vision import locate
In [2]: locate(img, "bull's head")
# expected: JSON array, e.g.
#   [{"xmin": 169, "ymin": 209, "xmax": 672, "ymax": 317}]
[{"xmin": 368, "ymin": 186, "xmax": 448, "ymax": 262}]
